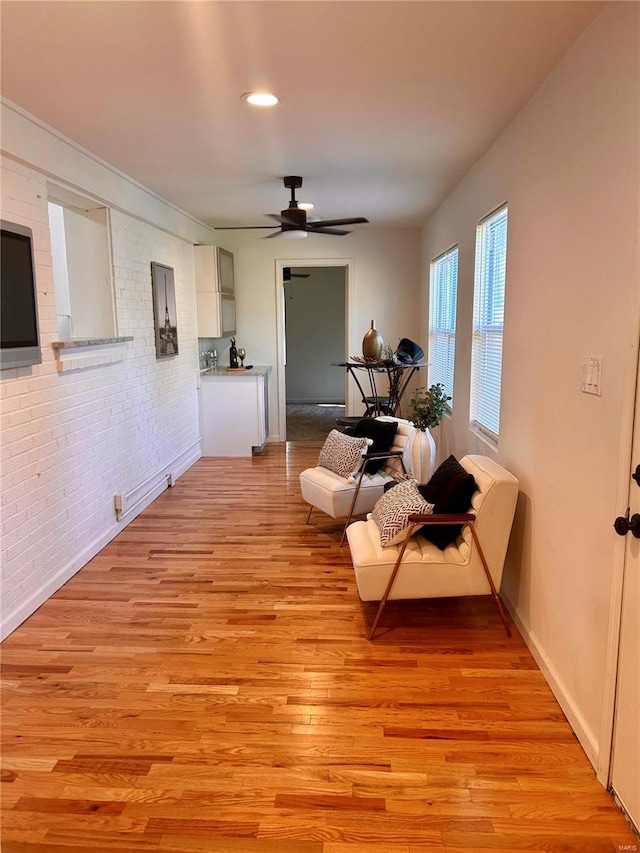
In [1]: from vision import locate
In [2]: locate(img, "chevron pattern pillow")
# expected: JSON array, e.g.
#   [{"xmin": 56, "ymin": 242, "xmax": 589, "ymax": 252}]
[
  {"xmin": 318, "ymin": 429, "xmax": 372, "ymax": 480},
  {"xmin": 371, "ymin": 478, "xmax": 434, "ymax": 547}
]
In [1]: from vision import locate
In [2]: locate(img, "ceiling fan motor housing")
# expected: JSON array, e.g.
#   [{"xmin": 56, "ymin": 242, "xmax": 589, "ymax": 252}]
[{"xmin": 281, "ymin": 206, "xmax": 306, "ymax": 231}]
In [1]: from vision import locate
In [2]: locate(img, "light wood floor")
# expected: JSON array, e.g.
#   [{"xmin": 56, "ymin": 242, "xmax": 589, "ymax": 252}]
[{"xmin": 1, "ymin": 442, "xmax": 636, "ymax": 852}]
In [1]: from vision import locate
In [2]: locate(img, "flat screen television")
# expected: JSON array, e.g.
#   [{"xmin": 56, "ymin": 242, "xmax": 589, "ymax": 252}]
[{"xmin": 1, "ymin": 220, "xmax": 42, "ymax": 370}]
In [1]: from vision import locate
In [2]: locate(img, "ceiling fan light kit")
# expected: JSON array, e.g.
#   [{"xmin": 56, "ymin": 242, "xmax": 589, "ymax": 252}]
[{"xmin": 216, "ymin": 176, "xmax": 369, "ymax": 238}]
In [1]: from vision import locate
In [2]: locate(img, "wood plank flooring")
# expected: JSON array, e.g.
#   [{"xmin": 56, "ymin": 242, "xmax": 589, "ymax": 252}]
[{"xmin": 2, "ymin": 442, "xmax": 637, "ymax": 852}]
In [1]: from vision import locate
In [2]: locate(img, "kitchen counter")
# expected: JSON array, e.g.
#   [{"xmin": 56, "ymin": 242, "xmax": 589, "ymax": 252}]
[
  {"xmin": 199, "ymin": 366, "xmax": 271, "ymax": 456},
  {"xmin": 200, "ymin": 365, "xmax": 270, "ymax": 378}
]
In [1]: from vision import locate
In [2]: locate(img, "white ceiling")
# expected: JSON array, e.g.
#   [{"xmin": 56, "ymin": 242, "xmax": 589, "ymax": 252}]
[{"xmin": 1, "ymin": 1, "xmax": 603, "ymax": 231}]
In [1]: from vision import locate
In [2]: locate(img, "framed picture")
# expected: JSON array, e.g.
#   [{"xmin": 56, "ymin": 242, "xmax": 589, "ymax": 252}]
[{"xmin": 151, "ymin": 261, "xmax": 179, "ymax": 358}]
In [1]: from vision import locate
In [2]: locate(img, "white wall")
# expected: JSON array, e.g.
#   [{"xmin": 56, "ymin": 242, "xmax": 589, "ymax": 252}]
[
  {"xmin": 285, "ymin": 266, "xmax": 346, "ymax": 404},
  {"xmin": 0, "ymin": 102, "xmax": 215, "ymax": 638},
  {"xmin": 420, "ymin": 3, "xmax": 639, "ymax": 769},
  {"xmin": 218, "ymin": 228, "xmax": 423, "ymax": 439}
]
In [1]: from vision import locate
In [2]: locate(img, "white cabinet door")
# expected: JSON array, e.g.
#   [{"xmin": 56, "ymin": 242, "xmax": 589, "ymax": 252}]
[
  {"xmin": 196, "ymin": 292, "xmax": 221, "ymax": 338},
  {"xmin": 200, "ymin": 373, "xmax": 269, "ymax": 457},
  {"xmin": 194, "ymin": 246, "xmax": 234, "ymax": 293},
  {"xmin": 195, "ymin": 246, "xmax": 236, "ymax": 337}
]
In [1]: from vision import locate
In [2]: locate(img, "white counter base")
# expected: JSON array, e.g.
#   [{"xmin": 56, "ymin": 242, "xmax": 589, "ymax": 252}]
[{"xmin": 199, "ymin": 366, "xmax": 271, "ymax": 457}]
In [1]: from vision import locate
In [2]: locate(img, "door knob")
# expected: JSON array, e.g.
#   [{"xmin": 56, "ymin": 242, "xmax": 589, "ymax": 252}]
[
  {"xmin": 632, "ymin": 464, "xmax": 640, "ymax": 486},
  {"xmin": 614, "ymin": 508, "xmax": 640, "ymax": 538}
]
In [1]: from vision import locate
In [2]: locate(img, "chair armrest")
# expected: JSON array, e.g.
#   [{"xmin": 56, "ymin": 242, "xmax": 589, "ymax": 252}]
[
  {"xmin": 365, "ymin": 450, "xmax": 404, "ymax": 460},
  {"xmin": 360, "ymin": 450, "xmax": 404, "ymax": 475},
  {"xmin": 407, "ymin": 512, "xmax": 476, "ymax": 524}
]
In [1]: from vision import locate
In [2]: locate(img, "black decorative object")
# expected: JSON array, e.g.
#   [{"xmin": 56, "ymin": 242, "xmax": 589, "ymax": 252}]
[{"xmin": 396, "ymin": 338, "xmax": 424, "ymax": 364}]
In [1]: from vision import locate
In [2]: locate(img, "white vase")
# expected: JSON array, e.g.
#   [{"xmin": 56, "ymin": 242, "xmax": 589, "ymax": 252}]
[{"xmin": 403, "ymin": 427, "xmax": 436, "ymax": 483}]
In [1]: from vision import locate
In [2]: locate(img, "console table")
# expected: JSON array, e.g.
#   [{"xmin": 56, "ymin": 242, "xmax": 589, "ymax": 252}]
[{"xmin": 333, "ymin": 360, "xmax": 428, "ymax": 418}]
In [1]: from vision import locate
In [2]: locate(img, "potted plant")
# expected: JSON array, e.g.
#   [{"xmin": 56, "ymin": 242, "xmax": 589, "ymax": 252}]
[
  {"xmin": 405, "ymin": 383, "xmax": 451, "ymax": 481},
  {"xmin": 408, "ymin": 383, "xmax": 451, "ymax": 431}
]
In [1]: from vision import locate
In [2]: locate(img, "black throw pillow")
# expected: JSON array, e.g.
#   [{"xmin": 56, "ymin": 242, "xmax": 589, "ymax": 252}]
[
  {"xmin": 417, "ymin": 455, "xmax": 477, "ymax": 549},
  {"xmin": 346, "ymin": 418, "xmax": 398, "ymax": 474}
]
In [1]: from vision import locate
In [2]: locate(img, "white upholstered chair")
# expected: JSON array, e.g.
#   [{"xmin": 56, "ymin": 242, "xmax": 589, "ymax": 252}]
[
  {"xmin": 299, "ymin": 416, "xmax": 436, "ymax": 546},
  {"xmin": 345, "ymin": 455, "xmax": 519, "ymax": 639}
]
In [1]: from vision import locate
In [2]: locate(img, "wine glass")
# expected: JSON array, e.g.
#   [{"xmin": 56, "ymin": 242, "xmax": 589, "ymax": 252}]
[{"xmin": 237, "ymin": 348, "xmax": 246, "ymax": 368}]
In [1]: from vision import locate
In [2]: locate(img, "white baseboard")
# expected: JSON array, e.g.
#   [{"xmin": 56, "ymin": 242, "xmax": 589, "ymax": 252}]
[
  {"xmin": 1, "ymin": 441, "xmax": 201, "ymax": 641},
  {"xmin": 503, "ymin": 594, "xmax": 600, "ymax": 771}
]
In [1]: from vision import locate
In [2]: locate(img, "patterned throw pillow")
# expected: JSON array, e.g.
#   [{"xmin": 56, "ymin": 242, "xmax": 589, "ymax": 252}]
[
  {"xmin": 371, "ymin": 478, "xmax": 434, "ymax": 547},
  {"xmin": 318, "ymin": 429, "xmax": 372, "ymax": 480}
]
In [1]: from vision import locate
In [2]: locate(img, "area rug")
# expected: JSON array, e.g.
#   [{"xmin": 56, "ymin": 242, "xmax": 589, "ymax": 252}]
[{"xmin": 286, "ymin": 404, "xmax": 346, "ymax": 441}]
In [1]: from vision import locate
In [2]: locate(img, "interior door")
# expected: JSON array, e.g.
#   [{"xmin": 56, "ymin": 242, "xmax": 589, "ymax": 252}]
[{"xmin": 610, "ymin": 357, "xmax": 640, "ymax": 831}]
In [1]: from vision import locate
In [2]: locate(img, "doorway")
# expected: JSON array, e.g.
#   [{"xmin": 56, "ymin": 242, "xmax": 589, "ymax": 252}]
[
  {"xmin": 284, "ymin": 266, "xmax": 345, "ymax": 440},
  {"xmin": 275, "ymin": 259, "xmax": 353, "ymax": 441}
]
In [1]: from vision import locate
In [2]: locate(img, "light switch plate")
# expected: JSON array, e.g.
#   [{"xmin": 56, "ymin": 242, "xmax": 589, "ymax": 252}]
[{"xmin": 581, "ymin": 356, "xmax": 602, "ymax": 396}]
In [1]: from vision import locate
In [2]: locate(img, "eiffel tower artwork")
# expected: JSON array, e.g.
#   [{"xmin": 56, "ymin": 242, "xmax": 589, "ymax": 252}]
[{"xmin": 151, "ymin": 261, "xmax": 179, "ymax": 358}]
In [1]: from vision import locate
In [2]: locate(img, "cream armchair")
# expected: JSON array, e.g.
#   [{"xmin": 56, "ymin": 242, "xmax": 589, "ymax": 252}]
[
  {"xmin": 345, "ymin": 455, "xmax": 519, "ymax": 639},
  {"xmin": 300, "ymin": 416, "xmax": 435, "ymax": 545}
]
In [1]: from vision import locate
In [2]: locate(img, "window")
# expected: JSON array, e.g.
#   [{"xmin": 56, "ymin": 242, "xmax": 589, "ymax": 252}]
[
  {"xmin": 48, "ymin": 197, "xmax": 115, "ymax": 340},
  {"xmin": 470, "ymin": 205, "xmax": 508, "ymax": 441},
  {"xmin": 428, "ymin": 246, "xmax": 458, "ymax": 405}
]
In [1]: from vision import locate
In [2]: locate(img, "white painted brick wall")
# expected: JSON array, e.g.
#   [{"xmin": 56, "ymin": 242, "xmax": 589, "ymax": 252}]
[{"xmin": 1, "ymin": 155, "xmax": 201, "ymax": 636}]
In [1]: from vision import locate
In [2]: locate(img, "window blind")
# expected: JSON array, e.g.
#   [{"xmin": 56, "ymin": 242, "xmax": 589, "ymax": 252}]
[
  {"xmin": 428, "ymin": 246, "xmax": 458, "ymax": 404},
  {"xmin": 470, "ymin": 205, "xmax": 508, "ymax": 440}
]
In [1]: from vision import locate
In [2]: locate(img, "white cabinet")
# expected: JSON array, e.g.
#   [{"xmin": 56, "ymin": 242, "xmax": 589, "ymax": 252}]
[
  {"xmin": 194, "ymin": 245, "xmax": 236, "ymax": 338},
  {"xmin": 199, "ymin": 368, "xmax": 270, "ymax": 457}
]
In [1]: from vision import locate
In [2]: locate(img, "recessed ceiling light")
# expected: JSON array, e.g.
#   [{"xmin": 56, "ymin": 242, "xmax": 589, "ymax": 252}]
[
  {"xmin": 241, "ymin": 92, "xmax": 281, "ymax": 107},
  {"xmin": 298, "ymin": 202, "xmax": 314, "ymax": 211}
]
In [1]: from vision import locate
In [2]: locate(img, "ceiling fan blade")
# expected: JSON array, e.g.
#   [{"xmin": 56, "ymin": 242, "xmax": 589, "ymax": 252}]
[
  {"xmin": 263, "ymin": 230, "xmax": 283, "ymax": 239},
  {"xmin": 310, "ymin": 217, "xmax": 369, "ymax": 228},
  {"xmin": 215, "ymin": 225, "xmax": 279, "ymax": 230},
  {"xmin": 307, "ymin": 226, "xmax": 350, "ymax": 236},
  {"xmin": 266, "ymin": 213, "xmax": 300, "ymax": 226}
]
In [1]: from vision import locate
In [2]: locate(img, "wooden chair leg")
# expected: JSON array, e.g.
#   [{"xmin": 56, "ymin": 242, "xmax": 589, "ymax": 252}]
[
  {"xmin": 368, "ymin": 531, "xmax": 415, "ymax": 640},
  {"xmin": 306, "ymin": 505, "xmax": 313, "ymax": 524},
  {"xmin": 467, "ymin": 524, "xmax": 512, "ymax": 638}
]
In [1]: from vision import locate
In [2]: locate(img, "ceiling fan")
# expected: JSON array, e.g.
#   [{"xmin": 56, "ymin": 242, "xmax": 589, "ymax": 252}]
[
  {"xmin": 283, "ymin": 268, "xmax": 310, "ymax": 281},
  {"xmin": 216, "ymin": 176, "xmax": 369, "ymax": 239}
]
